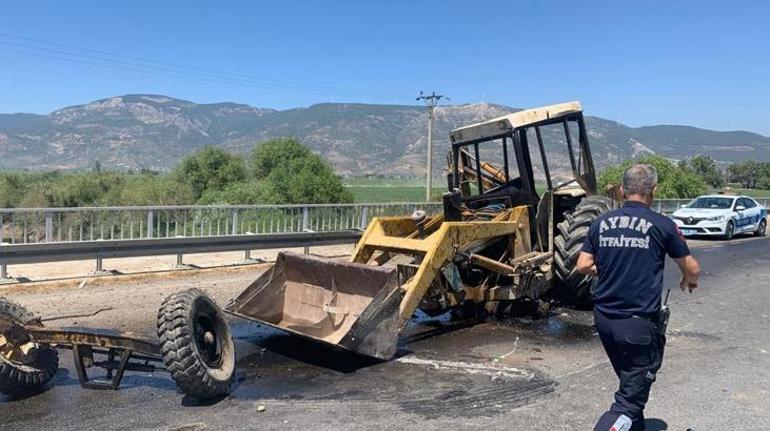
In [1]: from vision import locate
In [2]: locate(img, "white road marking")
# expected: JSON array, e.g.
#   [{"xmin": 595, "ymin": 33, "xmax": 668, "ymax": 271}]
[
  {"xmin": 395, "ymin": 356, "xmax": 533, "ymax": 379},
  {"xmin": 498, "ymin": 336, "xmax": 520, "ymax": 360},
  {"xmin": 556, "ymin": 361, "xmax": 607, "ymax": 379}
]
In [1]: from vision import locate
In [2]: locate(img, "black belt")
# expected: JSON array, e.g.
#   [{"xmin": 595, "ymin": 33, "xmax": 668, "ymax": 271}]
[
  {"xmin": 596, "ymin": 308, "xmax": 659, "ymax": 321},
  {"xmin": 631, "ymin": 313, "xmax": 659, "ymax": 323}
]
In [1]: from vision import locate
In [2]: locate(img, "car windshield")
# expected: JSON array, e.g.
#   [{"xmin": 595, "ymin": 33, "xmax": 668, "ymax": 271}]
[{"xmin": 688, "ymin": 197, "xmax": 734, "ymax": 209}]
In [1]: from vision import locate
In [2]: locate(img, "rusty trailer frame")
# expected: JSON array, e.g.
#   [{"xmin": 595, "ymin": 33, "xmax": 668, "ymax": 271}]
[{"xmin": 0, "ymin": 315, "xmax": 162, "ymax": 390}]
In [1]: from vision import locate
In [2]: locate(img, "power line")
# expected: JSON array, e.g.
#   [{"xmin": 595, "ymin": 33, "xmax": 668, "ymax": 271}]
[
  {"xmin": 0, "ymin": 32, "xmax": 338, "ymax": 93},
  {"xmin": 0, "ymin": 40, "xmax": 338, "ymax": 95},
  {"xmin": 0, "ymin": 45, "xmax": 309, "ymax": 93},
  {"xmin": 0, "ymin": 32, "xmax": 397, "ymax": 100}
]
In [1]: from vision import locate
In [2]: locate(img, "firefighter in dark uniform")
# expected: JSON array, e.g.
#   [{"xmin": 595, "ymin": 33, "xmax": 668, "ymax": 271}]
[{"xmin": 577, "ymin": 164, "xmax": 701, "ymax": 431}]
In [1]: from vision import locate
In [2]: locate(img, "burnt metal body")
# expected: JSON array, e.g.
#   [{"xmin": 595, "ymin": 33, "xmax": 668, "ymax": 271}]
[
  {"xmin": 226, "ymin": 252, "xmax": 403, "ymax": 359},
  {"xmin": 448, "ymin": 106, "xmax": 597, "ymax": 196},
  {"xmin": 443, "ymin": 103, "xmax": 598, "ymax": 258},
  {"xmin": 0, "ymin": 316, "xmax": 162, "ymax": 390}
]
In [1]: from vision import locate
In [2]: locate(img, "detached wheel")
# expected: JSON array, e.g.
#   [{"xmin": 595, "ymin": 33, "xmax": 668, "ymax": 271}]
[
  {"xmin": 553, "ymin": 196, "xmax": 617, "ymax": 308},
  {"xmin": 157, "ymin": 289, "xmax": 235, "ymax": 399},
  {"xmin": 755, "ymin": 218, "xmax": 767, "ymax": 237},
  {"xmin": 0, "ymin": 298, "xmax": 59, "ymax": 395}
]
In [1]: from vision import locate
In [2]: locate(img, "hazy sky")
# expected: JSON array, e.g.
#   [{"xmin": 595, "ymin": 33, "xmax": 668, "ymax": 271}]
[{"xmin": 1, "ymin": 0, "xmax": 769, "ymax": 134}]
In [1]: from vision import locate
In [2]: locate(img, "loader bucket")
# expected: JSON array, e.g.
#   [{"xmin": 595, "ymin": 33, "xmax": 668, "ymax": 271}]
[{"xmin": 226, "ymin": 252, "xmax": 403, "ymax": 360}]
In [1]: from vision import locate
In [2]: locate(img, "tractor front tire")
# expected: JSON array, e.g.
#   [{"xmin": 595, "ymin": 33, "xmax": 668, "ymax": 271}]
[
  {"xmin": 0, "ymin": 297, "xmax": 59, "ymax": 395},
  {"xmin": 157, "ymin": 289, "xmax": 235, "ymax": 399},
  {"xmin": 553, "ymin": 196, "xmax": 617, "ymax": 308}
]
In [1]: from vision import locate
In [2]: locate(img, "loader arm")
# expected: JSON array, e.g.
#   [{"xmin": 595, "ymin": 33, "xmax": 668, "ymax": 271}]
[{"xmin": 351, "ymin": 206, "xmax": 531, "ymax": 328}]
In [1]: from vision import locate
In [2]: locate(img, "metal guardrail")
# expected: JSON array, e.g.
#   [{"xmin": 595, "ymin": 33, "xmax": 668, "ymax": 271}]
[
  {"xmin": 0, "ymin": 230, "xmax": 362, "ymax": 266},
  {"xmin": 0, "ymin": 202, "xmax": 442, "ymax": 282},
  {"xmin": 2, "ymin": 200, "xmax": 767, "ymax": 246},
  {"xmin": 0, "ymin": 230, "xmax": 362, "ymax": 282},
  {"xmin": 0, "ymin": 202, "xmax": 443, "ymax": 245},
  {"xmin": 0, "ymin": 199, "xmax": 767, "ymax": 283}
]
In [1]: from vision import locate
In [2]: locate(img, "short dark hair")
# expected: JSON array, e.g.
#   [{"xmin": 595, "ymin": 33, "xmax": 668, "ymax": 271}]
[{"xmin": 623, "ymin": 164, "xmax": 658, "ymax": 196}]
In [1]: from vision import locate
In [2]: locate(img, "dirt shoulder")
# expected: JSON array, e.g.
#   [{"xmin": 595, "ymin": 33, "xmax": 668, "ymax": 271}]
[{"xmin": 2, "ymin": 243, "xmax": 355, "ymax": 282}]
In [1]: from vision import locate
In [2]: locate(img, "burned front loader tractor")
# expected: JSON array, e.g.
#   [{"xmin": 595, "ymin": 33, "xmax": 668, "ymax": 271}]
[{"xmin": 0, "ymin": 101, "xmax": 615, "ymax": 399}]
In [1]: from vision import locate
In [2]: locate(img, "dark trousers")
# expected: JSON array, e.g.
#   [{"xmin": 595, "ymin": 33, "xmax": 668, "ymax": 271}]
[{"xmin": 593, "ymin": 309, "xmax": 666, "ymax": 430}]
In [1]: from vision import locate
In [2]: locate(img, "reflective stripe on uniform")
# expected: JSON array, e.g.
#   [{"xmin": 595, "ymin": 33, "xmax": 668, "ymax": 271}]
[{"xmin": 610, "ymin": 414, "xmax": 633, "ymax": 431}]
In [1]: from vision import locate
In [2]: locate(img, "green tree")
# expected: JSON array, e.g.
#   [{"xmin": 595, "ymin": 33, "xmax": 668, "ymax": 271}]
[
  {"xmin": 687, "ymin": 155, "xmax": 723, "ymax": 188},
  {"xmin": 174, "ymin": 147, "xmax": 247, "ymax": 199},
  {"xmin": 249, "ymin": 138, "xmax": 353, "ymax": 204},
  {"xmin": 47, "ymin": 172, "xmax": 125, "ymax": 207},
  {"xmin": 250, "ymin": 138, "xmax": 313, "ymax": 179},
  {"xmin": 598, "ymin": 155, "xmax": 708, "ymax": 199},
  {"xmin": 119, "ymin": 175, "xmax": 194, "ymax": 206},
  {"xmin": 0, "ymin": 173, "xmax": 24, "ymax": 208},
  {"xmin": 198, "ymin": 181, "xmax": 264, "ymax": 205},
  {"xmin": 727, "ymin": 161, "xmax": 763, "ymax": 189},
  {"xmin": 17, "ymin": 180, "xmax": 56, "ymax": 208},
  {"xmin": 259, "ymin": 157, "xmax": 353, "ymax": 204},
  {"xmin": 0, "ymin": 139, "xmax": 351, "ymax": 208},
  {"xmin": 758, "ymin": 163, "xmax": 770, "ymax": 190}
]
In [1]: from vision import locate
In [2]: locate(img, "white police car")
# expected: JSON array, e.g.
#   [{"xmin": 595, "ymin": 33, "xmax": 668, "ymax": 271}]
[{"xmin": 671, "ymin": 195, "xmax": 767, "ymax": 240}]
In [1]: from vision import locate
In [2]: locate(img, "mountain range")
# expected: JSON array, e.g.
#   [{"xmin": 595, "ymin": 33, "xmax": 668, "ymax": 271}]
[{"xmin": 1, "ymin": 94, "xmax": 769, "ymax": 177}]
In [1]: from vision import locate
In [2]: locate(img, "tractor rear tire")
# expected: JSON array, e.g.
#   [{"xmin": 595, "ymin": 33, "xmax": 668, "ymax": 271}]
[
  {"xmin": 553, "ymin": 196, "xmax": 617, "ymax": 308},
  {"xmin": 0, "ymin": 297, "xmax": 59, "ymax": 395},
  {"xmin": 157, "ymin": 289, "xmax": 235, "ymax": 399}
]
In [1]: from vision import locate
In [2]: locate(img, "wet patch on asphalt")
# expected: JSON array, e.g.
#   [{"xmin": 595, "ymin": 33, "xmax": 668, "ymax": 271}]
[
  {"xmin": 229, "ymin": 342, "xmax": 556, "ymax": 419},
  {"xmin": 0, "ymin": 309, "xmax": 591, "ymax": 425},
  {"xmin": 495, "ymin": 309, "xmax": 597, "ymax": 341},
  {"xmin": 216, "ymin": 313, "xmax": 587, "ymax": 418}
]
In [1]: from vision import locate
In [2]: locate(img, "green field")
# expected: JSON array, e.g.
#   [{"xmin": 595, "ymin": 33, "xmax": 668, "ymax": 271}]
[
  {"xmin": 346, "ymin": 186, "xmax": 446, "ymax": 203},
  {"xmin": 343, "ymin": 177, "xmax": 770, "ymax": 204},
  {"xmin": 721, "ymin": 188, "xmax": 770, "ymax": 198},
  {"xmin": 343, "ymin": 177, "xmax": 445, "ymax": 202},
  {"xmin": 344, "ymin": 176, "xmax": 549, "ymax": 203}
]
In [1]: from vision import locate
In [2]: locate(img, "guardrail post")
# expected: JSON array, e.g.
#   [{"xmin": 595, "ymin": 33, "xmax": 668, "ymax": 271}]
[
  {"xmin": 0, "ymin": 263, "xmax": 16, "ymax": 285},
  {"xmin": 241, "ymin": 249, "xmax": 263, "ymax": 264},
  {"xmin": 45, "ymin": 212, "xmax": 53, "ymax": 243},
  {"xmin": 359, "ymin": 206, "xmax": 369, "ymax": 230},
  {"xmin": 91, "ymin": 256, "xmax": 110, "ymax": 276},
  {"xmin": 174, "ymin": 252, "xmax": 193, "ymax": 269},
  {"xmin": 231, "ymin": 210, "xmax": 238, "ymax": 235},
  {"xmin": 147, "ymin": 210, "xmax": 154, "ymax": 239},
  {"xmin": 302, "ymin": 206, "xmax": 311, "ymax": 254}
]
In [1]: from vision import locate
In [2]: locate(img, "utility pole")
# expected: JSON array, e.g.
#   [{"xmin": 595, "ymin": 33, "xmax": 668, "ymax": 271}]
[{"xmin": 417, "ymin": 91, "xmax": 448, "ymax": 201}]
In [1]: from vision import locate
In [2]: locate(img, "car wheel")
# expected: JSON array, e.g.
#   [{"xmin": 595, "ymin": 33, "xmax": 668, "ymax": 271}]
[
  {"xmin": 756, "ymin": 219, "xmax": 767, "ymax": 237},
  {"xmin": 722, "ymin": 221, "xmax": 735, "ymax": 240}
]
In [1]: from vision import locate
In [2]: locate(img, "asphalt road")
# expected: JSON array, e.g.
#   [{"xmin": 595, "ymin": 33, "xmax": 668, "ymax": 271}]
[{"xmin": 1, "ymin": 236, "xmax": 769, "ymax": 430}]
